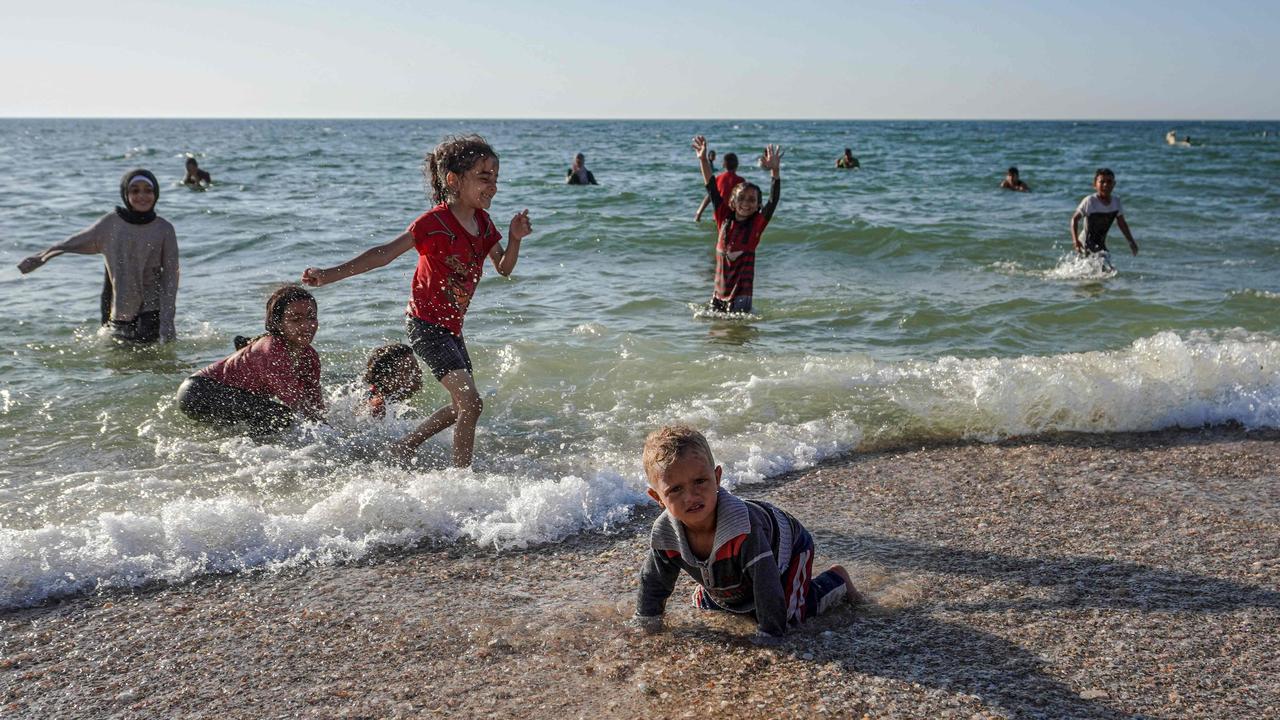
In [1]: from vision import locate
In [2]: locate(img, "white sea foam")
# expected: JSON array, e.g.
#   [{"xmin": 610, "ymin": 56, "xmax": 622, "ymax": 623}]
[
  {"xmin": 3, "ymin": 330, "xmax": 1278, "ymax": 609},
  {"xmin": 1044, "ymin": 253, "xmax": 1117, "ymax": 280}
]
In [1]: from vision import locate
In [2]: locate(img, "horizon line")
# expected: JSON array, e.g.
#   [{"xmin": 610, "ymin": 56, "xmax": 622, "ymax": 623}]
[{"xmin": 1, "ymin": 116, "xmax": 1277, "ymax": 123}]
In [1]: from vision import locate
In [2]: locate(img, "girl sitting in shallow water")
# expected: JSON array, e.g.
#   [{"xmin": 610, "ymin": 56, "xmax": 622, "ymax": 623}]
[{"xmin": 177, "ymin": 285, "xmax": 324, "ymax": 434}]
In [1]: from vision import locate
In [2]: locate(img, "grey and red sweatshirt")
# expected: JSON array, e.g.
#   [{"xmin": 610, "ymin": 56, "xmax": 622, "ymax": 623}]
[{"xmin": 635, "ymin": 487, "xmax": 810, "ymax": 637}]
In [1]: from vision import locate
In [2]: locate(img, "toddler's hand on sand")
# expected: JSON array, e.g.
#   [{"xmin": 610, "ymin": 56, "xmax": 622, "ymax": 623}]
[
  {"xmin": 509, "ymin": 210, "xmax": 532, "ymax": 242},
  {"xmin": 751, "ymin": 630, "xmax": 783, "ymax": 646},
  {"xmin": 626, "ymin": 615, "xmax": 663, "ymax": 635}
]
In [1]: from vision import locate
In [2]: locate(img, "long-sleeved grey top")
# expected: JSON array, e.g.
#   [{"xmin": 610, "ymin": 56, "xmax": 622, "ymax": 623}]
[{"xmin": 53, "ymin": 212, "xmax": 179, "ymax": 340}]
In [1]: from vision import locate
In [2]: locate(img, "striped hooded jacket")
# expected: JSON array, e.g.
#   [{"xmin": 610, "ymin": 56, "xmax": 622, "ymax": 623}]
[{"xmin": 635, "ymin": 488, "xmax": 810, "ymax": 637}]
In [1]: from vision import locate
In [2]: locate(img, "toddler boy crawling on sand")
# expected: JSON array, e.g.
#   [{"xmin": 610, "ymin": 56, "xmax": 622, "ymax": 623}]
[{"xmin": 632, "ymin": 425, "xmax": 858, "ymax": 639}]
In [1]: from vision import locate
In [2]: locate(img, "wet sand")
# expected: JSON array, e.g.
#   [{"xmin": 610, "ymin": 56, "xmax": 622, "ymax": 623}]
[{"xmin": 3, "ymin": 427, "xmax": 1278, "ymax": 719}]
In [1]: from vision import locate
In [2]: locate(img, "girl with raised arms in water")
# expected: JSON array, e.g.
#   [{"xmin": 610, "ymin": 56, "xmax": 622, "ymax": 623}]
[
  {"xmin": 17, "ymin": 168, "xmax": 179, "ymax": 344},
  {"xmin": 301, "ymin": 134, "xmax": 532, "ymax": 467}
]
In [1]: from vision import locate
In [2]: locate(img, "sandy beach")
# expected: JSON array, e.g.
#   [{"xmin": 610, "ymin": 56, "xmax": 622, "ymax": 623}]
[{"xmin": 3, "ymin": 426, "xmax": 1277, "ymax": 719}]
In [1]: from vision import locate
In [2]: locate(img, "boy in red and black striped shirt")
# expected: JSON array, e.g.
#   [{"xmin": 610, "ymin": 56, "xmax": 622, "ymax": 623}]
[{"xmin": 693, "ymin": 135, "xmax": 782, "ymax": 314}]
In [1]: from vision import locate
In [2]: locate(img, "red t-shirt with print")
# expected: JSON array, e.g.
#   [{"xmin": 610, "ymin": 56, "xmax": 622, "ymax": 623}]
[{"xmin": 406, "ymin": 204, "xmax": 502, "ymax": 336}]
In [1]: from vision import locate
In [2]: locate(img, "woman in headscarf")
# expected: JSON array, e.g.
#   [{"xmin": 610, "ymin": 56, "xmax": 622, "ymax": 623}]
[{"xmin": 17, "ymin": 168, "xmax": 180, "ymax": 343}]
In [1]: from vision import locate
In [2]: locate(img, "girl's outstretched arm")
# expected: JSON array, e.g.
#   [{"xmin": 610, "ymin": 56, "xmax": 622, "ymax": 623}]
[
  {"xmin": 17, "ymin": 217, "xmax": 109, "ymax": 273},
  {"xmin": 302, "ymin": 231, "xmax": 415, "ymax": 287},
  {"xmin": 491, "ymin": 210, "xmax": 532, "ymax": 277}
]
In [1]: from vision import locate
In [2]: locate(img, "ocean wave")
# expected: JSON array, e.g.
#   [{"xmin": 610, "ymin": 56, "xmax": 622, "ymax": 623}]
[{"xmin": 3, "ymin": 330, "xmax": 1277, "ymax": 609}]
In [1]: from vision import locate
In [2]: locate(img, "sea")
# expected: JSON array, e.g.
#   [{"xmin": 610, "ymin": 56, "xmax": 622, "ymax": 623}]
[{"xmin": 1, "ymin": 119, "xmax": 1277, "ymax": 609}]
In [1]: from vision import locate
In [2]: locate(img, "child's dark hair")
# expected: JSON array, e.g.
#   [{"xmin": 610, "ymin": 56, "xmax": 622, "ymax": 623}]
[
  {"xmin": 264, "ymin": 284, "xmax": 316, "ymax": 338},
  {"xmin": 728, "ymin": 181, "xmax": 762, "ymax": 211},
  {"xmin": 1007, "ymin": 166, "xmax": 1019, "ymax": 175},
  {"xmin": 423, "ymin": 135, "xmax": 499, "ymax": 205},
  {"xmin": 364, "ymin": 343, "xmax": 415, "ymax": 393},
  {"xmin": 723, "ymin": 152, "xmax": 739, "ymax": 172},
  {"xmin": 1094, "ymin": 167, "xmax": 1115, "ymax": 181}
]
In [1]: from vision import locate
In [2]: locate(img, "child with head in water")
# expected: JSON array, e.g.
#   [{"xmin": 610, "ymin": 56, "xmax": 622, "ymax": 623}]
[
  {"xmin": 693, "ymin": 135, "xmax": 781, "ymax": 314},
  {"xmin": 363, "ymin": 343, "xmax": 423, "ymax": 418},
  {"xmin": 16, "ymin": 168, "xmax": 179, "ymax": 344},
  {"xmin": 1070, "ymin": 168, "xmax": 1138, "ymax": 266},
  {"xmin": 632, "ymin": 425, "xmax": 858, "ymax": 639},
  {"xmin": 301, "ymin": 134, "xmax": 532, "ymax": 467},
  {"xmin": 177, "ymin": 285, "xmax": 324, "ymax": 434}
]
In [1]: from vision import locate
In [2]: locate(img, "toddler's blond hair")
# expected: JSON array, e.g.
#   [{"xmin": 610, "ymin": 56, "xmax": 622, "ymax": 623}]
[{"xmin": 642, "ymin": 425, "xmax": 715, "ymax": 485}]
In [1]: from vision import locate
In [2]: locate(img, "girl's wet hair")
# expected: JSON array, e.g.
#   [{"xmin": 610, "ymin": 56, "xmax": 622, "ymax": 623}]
[
  {"xmin": 728, "ymin": 182, "xmax": 762, "ymax": 212},
  {"xmin": 364, "ymin": 343, "xmax": 416, "ymax": 393},
  {"xmin": 264, "ymin": 284, "xmax": 316, "ymax": 338},
  {"xmin": 423, "ymin": 135, "xmax": 498, "ymax": 205}
]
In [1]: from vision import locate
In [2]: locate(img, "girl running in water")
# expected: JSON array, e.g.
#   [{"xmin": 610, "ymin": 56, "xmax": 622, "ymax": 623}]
[{"xmin": 301, "ymin": 135, "xmax": 532, "ymax": 467}]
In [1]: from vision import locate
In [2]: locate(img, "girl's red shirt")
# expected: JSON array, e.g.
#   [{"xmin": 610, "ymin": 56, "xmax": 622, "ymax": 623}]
[{"xmin": 405, "ymin": 203, "xmax": 502, "ymax": 336}]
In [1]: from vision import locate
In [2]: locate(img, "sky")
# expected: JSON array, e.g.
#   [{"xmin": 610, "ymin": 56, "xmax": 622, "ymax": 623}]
[{"xmin": 2, "ymin": 0, "xmax": 1276, "ymax": 119}]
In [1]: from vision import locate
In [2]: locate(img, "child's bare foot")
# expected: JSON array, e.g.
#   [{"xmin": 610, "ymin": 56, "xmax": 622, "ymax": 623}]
[{"xmin": 829, "ymin": 564, "xmax": 862, "ymax": 606}]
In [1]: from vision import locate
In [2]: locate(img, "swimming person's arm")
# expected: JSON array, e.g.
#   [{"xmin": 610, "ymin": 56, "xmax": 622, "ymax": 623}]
[
  {"xmin": 301, "ymin": 231, "xmax": 415, "ymax": 287},
  {"xmin": 16, "ymin": 215, "xmax": 109, "ymax": 274},
  {"xmin": 491, "ymin": 210, "xmax": 532, "ymax": 277},
  {"xmin": 694, "ymin": 193, "xmax": 711, "ymax": 222},
  {"xmin": 1116, "ymin": 215, "xmax": 1138, "ymax": 255},
  {"xmin": 158, "ymin": 224, "xmax": 180, "ymax": 342}
]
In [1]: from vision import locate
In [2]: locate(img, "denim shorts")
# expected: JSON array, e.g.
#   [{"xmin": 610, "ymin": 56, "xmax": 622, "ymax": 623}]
[{"xmin": 405, "ymin": 315, "xmax": 473, "ymax": 380}]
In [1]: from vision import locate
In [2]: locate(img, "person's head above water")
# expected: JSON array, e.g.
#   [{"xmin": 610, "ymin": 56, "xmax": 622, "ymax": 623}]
[
  {"xmin": 185, "ymin": 157, "xmax": 199, "ymax": 170},
  {"xmin": 264, "ymin": 284, "xmax": 318, "ymax": 349},
  {"xmin": 708, "ymin": 150, "xmax": 717, "ymax": 163},
  {"xmin": 722, "ymin": 152, "xmax": 739, "ymax": 172},
  {"xmin": 423, "ymin": 135, "xmax": 499, "ymax": 207},
  {"xmin": 1007, "ymin": 166, "xmax": 1020, "ymax": 178},
  {"xmin": 1093, "ymin": 168, "xmax": 1116, "ymax": 198},
  {"xmin": 573, "ymin": 152, "xmax": 587, "ymax": 168}
]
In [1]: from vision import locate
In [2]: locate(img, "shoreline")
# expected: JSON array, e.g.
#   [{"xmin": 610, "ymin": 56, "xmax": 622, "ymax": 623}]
[{"xmin": 3, "ymin": 426, "xmax": 1278, "ymax": 718}]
